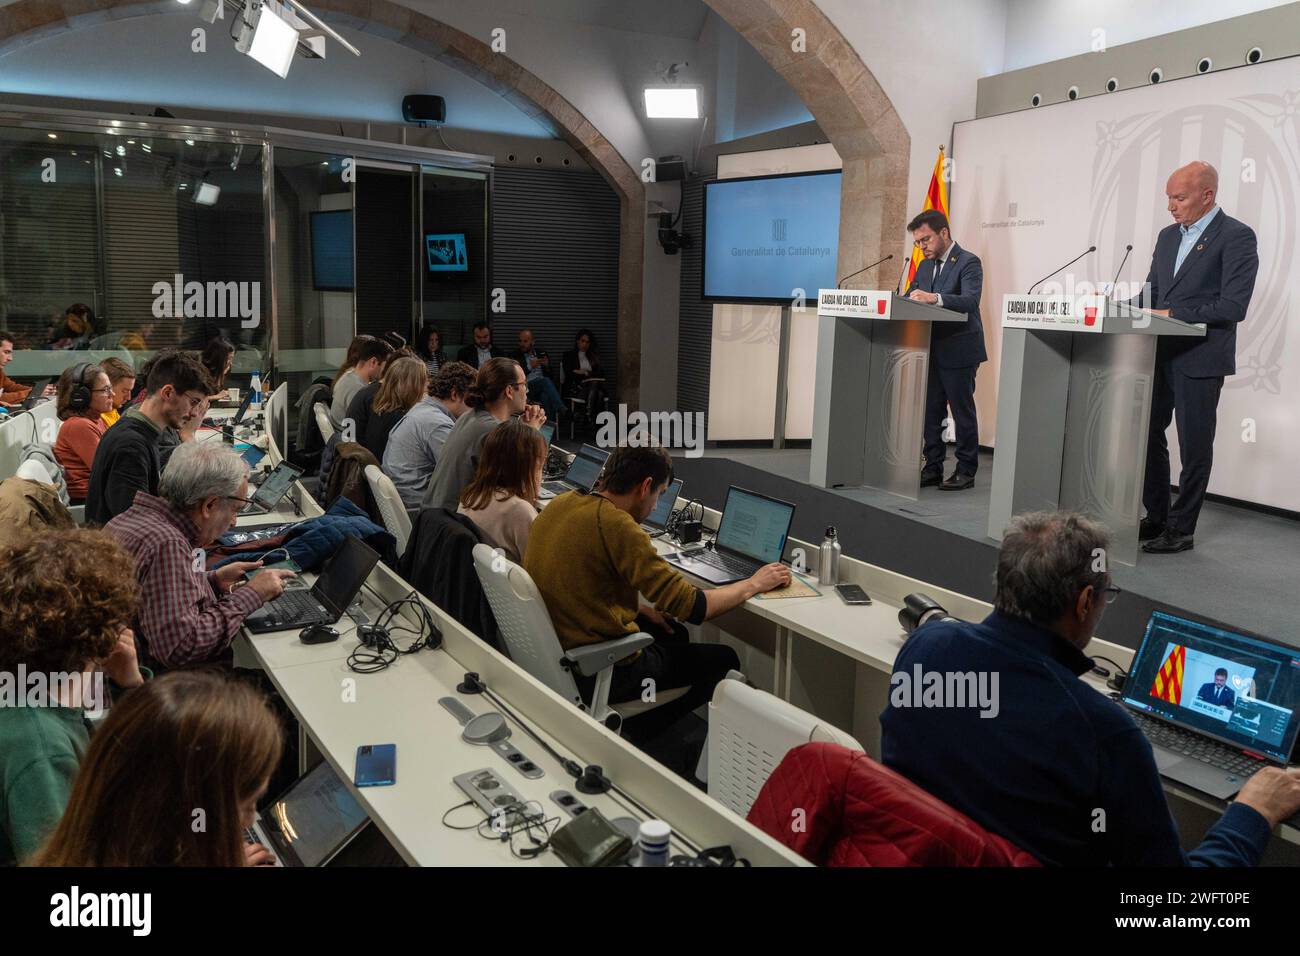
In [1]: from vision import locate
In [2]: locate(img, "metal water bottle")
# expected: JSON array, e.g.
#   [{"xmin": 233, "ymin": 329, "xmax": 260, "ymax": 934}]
[{"xmin": 819, "ymin": 526, "xmax": 841, "ymax": 587}]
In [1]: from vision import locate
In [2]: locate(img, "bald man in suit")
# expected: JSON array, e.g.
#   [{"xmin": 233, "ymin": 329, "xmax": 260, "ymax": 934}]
[{"xmin": 1132, "ymin": 162, "xmax": 1258, "ymax": 555}]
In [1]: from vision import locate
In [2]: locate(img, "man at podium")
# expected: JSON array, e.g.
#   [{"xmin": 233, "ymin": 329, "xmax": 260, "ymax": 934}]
[
  {"xmin": 905, "ymin": 210, "xmax": 987, "ymax": 491},
  {"xmin": 1131, "ymin": 161, "xmax": 1258, "ymax": 555}
]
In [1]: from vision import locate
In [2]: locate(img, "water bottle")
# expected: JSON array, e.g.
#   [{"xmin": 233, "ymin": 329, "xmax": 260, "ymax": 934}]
[
  {"xmin": 818, "ymin": 526, "xmax": 841, "ymax": 587},
  {"xmin": 636, "ymin": 820, "xmax": 671, "ymax": 867},
  {"xmin": 249, "ymin": 371, "xmax": 262, "ymax": 410}
]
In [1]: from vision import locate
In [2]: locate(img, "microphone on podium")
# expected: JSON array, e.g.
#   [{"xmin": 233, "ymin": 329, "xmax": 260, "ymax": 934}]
[
  {"xmin": 837, "ymin": 254, "xmax": 894, "ymax": 289},
  {"xmin": 1026, "ymin": 245, "xmax": 1096, "ymax": 294},
  {"xmin": 1108, "ymin": 244, "xmax": 1133, "ymax": 295}
]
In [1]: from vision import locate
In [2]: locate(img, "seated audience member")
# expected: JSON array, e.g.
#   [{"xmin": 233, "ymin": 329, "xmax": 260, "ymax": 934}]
[
  {"xmin": 384, "ymin": 360, "xmax": 474, "ymax": 510},
  {"xmin": 46, "ymin": 303, "xmax": 97, "ymax": 350},
  {"xmin": 416, "ymin": 323, "xmax": 448, "ymax": 378},
  {"xmin": 30, "ymin": 670, "xmax": 283, "ymax": 867},
  {"xmin": 511, "ymin": 328, "xmax": 563, "ymax": 422},
  {"xmin": 455, "ymin": 321, "xmax": 506, "ymax": 369},
  {"xmin": 422, "ymin": 358, "xmax": 545, "ymax": 511},
  {"xmin": 0, "ymin": 331, "xmax": 53, "ymax": 408},
  {"xmin": 98, "ymin": 356, "xmax": 136, "ymax": 428},
  {"xmin": 457, "ymin": 420, "xmax": 546, "ymax": 563},
  {"xmin": 331, "ymin": 337, "xmax": 392, "ymax": 429},
  {"xmin": 104, "ymin": 442, "xmax": 294, "ymax": 671},
  {"xmin": 345, "ymin": 352, "xmax": 423, "ymax": 461},
  {"xmin": 201, "ymin": 335, "xmax": 235, "ymax": 394},
  {"xmin": 881, "ymin": 511, "xmax": 1300, "ymax": 866},
  {"xmin": 0, "ymin": 529, "xmax": 142, "ymax": 866},
  {"xmin": 561, "ymin": 328, "xmax": 609, "ymax": 418},
  {"xmin": 52, "ymin": 363, "xmax": 114, "ymax": 503},
  {"xmin": 524, "ymin": 446, "xmax": 789, "ymax": 753},
  {"xmin": 84, "ymin": 349, "xmax": 211, "ymax": 526}
]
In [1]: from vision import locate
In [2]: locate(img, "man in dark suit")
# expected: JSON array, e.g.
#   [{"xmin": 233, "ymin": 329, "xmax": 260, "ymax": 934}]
[
  {"xmin": 1196, "ymin": 668, "xmax": 1236, "ymax": 710},
  {"xmin": 455, "ymin": 322, "xmax": 506, "ymax": 369},
  {"xmin": 905, "ymin": 210, "xmax": 987, "ymax": 490},
  {"xmin": 1132, "ymin": 162, "xmax": 1258, "ymax": 555}
]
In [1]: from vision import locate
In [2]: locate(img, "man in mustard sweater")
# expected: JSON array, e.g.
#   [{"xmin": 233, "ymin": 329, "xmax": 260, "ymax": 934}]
[{"xmin": 525, "ymin": 445, "xmax": 789, "ymax": 760}]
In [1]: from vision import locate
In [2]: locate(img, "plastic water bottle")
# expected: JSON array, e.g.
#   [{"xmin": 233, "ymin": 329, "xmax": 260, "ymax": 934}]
[
  {"xmin": 249, "ymin": 371, "xmax": 262, "ymax": 410},
  {"xmin": 636, "ymin": 820, "xmax": 671, "ymax": 867},
  {"xmin": 818, "ymin": 526, "xmax": 841, "ymax": 587}
]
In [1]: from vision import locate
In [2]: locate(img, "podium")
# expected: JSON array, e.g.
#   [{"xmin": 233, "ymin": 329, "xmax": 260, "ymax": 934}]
[
  {"xmin": 810, "ymin": 289, "xmax": 963, "ymax": 499},
  {"xmin": 987, "ymin": 294, "xmax": 1206, "ymax": 565}
]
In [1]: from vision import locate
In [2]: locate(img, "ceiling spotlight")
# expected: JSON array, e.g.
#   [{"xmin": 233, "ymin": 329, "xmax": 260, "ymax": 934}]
[
  {"xmin": 127, "ymin": 139, "xmax": 136, "ymax": 144},
  {"xmin": 114, "ymin": 168, "xmax": 123, "ymax": 177},
  {"xmin": 116, "ymin": 144, "xmax": 125, "ymax": 156},
  {"xmin": 235, "ymin": 1, "xmax": 298, "ymax": 78},
  {"xmin": 46, "ymin": 132, "xmax": 56, "ymax": 139},
  {"xmin": 185, "ymin": 138, "xmax": 196, "ymax": 146}
]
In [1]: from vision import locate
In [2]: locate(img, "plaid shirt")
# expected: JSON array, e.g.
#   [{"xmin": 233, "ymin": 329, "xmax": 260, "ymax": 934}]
[{"xmin": 105, "ymin": 492, "xmax": 265, "ymax": 668}]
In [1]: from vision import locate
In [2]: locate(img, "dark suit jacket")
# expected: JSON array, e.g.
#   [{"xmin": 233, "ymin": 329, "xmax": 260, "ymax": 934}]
[
  {"xmin": 1196, "ymin": 682, "xmax": 1235, "ymax": 709},
  {"xmin": 1134, "ymin": 211, "xmax": 1258, "ymax": 378},
  {"xmin": 561, "ymin": 349, "xmax": 605, "ymax": 396},
  {"xmin": 455, "ymin": 344, "xmax": 506, "ymax": 369},
  {"xmin": 904, "ymin": 243, "xmax": 988, "ymax": 369}
]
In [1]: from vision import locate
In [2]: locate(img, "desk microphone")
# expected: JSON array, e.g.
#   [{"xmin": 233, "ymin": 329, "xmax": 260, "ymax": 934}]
[
  {"xmin": 837, "ymin": 254, "xmax": 893, "ymax": 289},
  {"xmin": 1108, "ymin": 243, "xmax": 1133, "ymax": 295},
  {"xmin": 1026, "ymin": 245, "xmax": 1095, "ymax": 294}
]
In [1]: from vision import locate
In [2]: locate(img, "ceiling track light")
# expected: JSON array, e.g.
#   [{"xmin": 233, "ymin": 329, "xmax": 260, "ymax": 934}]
[{"xmin": 219, "ymin": 0, "xmax": 359, "ymax": 78}]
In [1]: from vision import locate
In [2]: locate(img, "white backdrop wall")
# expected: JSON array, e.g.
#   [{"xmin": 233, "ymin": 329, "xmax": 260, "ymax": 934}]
[{"xmin": 951, "ymin": 55, "xmax": 1300, "ymax": 511}]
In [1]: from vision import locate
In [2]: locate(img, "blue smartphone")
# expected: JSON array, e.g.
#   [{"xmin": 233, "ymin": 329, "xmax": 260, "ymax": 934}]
[{"xmin": 354, "ymin": 744, "xmax": 396, "ymax": 787}]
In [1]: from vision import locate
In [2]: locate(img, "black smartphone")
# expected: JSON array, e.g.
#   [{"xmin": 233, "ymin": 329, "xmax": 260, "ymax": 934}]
[
  {"xmin": 835, "ymin": 583, "xmax": 873, "ymax": 605},
  {"xmin": 354, "ymin": 744, "xmax": 397, "ymax": 787}
]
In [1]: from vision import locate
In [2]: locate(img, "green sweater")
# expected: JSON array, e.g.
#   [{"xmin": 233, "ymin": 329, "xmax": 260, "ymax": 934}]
[
  {"xmin": 0, "ymin": 705, "xmax": 89, "ymax": 866},
  {"xmin": 524, "ymin": 491, "xmax": 705, "ymax": 651}
]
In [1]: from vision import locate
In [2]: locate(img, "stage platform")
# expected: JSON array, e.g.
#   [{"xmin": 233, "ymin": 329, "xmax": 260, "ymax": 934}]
[{"xmin": 669, "ymin": 448, "xmax": 1300, "ymax": 653}]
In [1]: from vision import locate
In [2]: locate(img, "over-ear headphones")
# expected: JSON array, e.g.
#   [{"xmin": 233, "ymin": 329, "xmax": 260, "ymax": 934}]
[{"xmin": 66, "ymin": 362, "xmax": 96, "ymax": 411}]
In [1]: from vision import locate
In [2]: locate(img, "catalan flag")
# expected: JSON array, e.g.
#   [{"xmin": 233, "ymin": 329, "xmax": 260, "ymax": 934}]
[
  {"xmin": 904, "ymin": 145, "xmax": 950, "ymax": 291},
  {"xmin": 1149, "ymin": 645, "xmax": 1186, "ymax": 705}
]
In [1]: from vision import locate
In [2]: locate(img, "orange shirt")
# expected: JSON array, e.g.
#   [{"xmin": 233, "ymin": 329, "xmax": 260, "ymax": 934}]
[
  {"xmin": 53, "ymin": 416, "xmax": 106, "ymax": 501},
  {"xmin": 0, "ymin": 369, "xmax": 31, "ymax": 406}
]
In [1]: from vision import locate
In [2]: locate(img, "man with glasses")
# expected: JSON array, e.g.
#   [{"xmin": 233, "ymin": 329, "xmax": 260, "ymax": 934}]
[
  {"xmin": 421, "ymin": 357, "xmax": 546, "ymax": 511},
  {"xmin": 904, "ymin": 210, "xmax": 986, "ymax": 491},
  {"xmin": 881, "ymin": 510, "xmax": 1300, "ymax": 866},
  {"xmin": 105, "ymin": 442, "xmax": 295, "ymax": 672},
  {"xmin": 85, "ymin": 350, "xmax": 213, "ymax": 525}
]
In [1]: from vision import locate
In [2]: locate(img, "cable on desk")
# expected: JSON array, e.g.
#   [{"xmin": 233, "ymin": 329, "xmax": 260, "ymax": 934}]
[
  {"xmin": 346, "ymin": 589, "xmax": 443, "ymax": 673},
  {"xmin": 440, "ymin": 798, "xmax": 561, "ymax": 859}
]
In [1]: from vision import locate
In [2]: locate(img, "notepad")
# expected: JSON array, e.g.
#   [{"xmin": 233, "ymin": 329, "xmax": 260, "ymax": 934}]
[{"xmin": 755, "ymin": 573, "xmax": 821, "ymax": 600}]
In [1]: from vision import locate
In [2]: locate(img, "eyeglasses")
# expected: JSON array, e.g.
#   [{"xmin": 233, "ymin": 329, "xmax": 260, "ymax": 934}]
[
  {"xmin": 90, "ymin": 385, "xmax": 114, "ymax": 395},
  {"xmin": 225, "ymin": 495, "xmax": 255, "ymax": 507},
  {"xmin": 1101, "ymin": 584, "xmax": 1122, "ymax": 605}
]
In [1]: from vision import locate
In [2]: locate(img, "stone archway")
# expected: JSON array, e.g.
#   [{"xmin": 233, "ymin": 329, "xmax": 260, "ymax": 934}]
[
  {"xmin": 0, "ymin": 0, "xmax": 647, "ymax": 402},
  {"xmin": 701, "ymin": 0, "xmax": 910, "ymax": 288}
]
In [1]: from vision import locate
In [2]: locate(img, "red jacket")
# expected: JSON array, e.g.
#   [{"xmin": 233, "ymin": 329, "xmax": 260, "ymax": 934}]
[{"xmin": 747, "ymin": 743, "xmax": 1039, "ymax": 867}]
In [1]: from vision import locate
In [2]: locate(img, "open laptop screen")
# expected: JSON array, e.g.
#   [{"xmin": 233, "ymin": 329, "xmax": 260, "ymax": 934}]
[
  {"xmin": 261, "ymin": 760, "xmax": 369, "ymax": 867},
  {"xmin": 252, "ymin": 461, "xmax": 301, "ymax": 508},
  {"xmin": 715, "ymin": 487, "xmax": 794, "ymax": 564},
  {"xmin": 1123, "ymin": 610, "xmax": 1300, "ymax": 763},
  {"xmin": 313, "ymin": 535, "xmax": 381, "ymax": 619},
  {"xmin": 563, "ymin": 445, "xmax": 608, "ymax": 491},
  {"xmin": 644, "ymin": 478, "xmax": 683, "ymax": 529}
]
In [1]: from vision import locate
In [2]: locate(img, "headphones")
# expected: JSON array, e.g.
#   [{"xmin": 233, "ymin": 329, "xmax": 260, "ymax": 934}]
[{"xmin": 66, "ymin": 362, "xmax": 97, "ymax": 411}]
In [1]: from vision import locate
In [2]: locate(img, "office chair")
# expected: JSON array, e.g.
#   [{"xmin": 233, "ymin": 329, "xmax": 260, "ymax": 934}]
[
  {"xmin": 363, "ymin": 465, "xmax": 412, "ymax": 558},
  {"xmin": 312, "ymin": 402, "xmax": 335, "ymax": 444},
  {"xmin": 471, "ymin": 543, "xmax": 687, "ymax": 733},
  {"xmin": 707, "ymin": 678, "xmax": 861, "ymax": 817}
]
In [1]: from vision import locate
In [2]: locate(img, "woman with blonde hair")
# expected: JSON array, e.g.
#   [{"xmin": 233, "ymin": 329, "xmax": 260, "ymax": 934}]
[{"xmin": 346, "ymin": 353, "xmax": 427, "ymax": 461}]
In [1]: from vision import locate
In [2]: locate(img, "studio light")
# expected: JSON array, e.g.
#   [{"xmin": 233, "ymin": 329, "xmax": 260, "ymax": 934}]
[
  {"xmin": 644, "ymin": 87, "xmax": 700, "ymax": 119},
  {"xmin": 195, "ymin": 182, "xmax": 221, "ymax": 205},
  {"xmin": 236, "ymin": 2, "xmax": 298, "ymax": 79}
]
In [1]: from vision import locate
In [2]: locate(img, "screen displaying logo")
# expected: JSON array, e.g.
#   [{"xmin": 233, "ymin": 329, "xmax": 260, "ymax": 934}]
[{"xmin": 771, "ymin": 218, "xmax": 787, "ymax": 241}]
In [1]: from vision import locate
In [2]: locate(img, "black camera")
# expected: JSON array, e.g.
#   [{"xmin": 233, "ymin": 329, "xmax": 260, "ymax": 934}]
[{"xmin": 898, "ymin": 593, "xmax": 958, "ymax": 636}]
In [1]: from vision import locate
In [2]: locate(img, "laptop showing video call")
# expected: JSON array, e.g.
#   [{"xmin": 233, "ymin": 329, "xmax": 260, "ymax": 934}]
[
  {"xmin": 664, "ymin": 486, "xmax": 795, "ymax": 585},
  {"xmin": 1121, "ymin": 610, "xmax": 1300, "ymax": 798},
  {"xmin": 539, "ymin": 443, "xmax": 609, "ymax": 499}
]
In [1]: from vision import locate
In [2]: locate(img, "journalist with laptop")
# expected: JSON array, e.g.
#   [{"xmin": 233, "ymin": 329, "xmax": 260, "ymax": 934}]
[
  {"xmin": 664, "ymin": 486, "xmax": 795, "ymax": 585},
  {"xmin": 881, "ymin": 510, "xmax": 1300, "ymax": 866}
]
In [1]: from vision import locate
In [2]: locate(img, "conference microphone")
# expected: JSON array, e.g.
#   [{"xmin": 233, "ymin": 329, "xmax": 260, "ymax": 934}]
[
  {"xmin": 837, "ymin": 254, "xmax": 894, "ymax": 289},
  {"xmin": 1108, "ymin": 244, "xmax": 1133, "ymax": 295},
  {"xmin": 1026, "ymin": 245, "xmax": 1096, "ymax": 294}
]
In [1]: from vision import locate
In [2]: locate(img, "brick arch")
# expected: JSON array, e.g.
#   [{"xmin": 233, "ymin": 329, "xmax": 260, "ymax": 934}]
[
  {"xmin": 0, "ymin": 0, "xmax": 647, "ymax": 402},
  {"xmin": 701, "ymin": 0, "xmax": 911, "ymax": 287}
]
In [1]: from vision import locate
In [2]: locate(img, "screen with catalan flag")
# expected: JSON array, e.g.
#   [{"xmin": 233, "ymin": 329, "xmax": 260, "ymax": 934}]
[{"xmin": 1123, "ymin": 611, "xmax": 1300, "ymax": 763}]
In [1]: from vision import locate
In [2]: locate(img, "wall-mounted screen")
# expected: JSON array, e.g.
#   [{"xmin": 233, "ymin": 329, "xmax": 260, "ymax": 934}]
[
  {"xmin": 426, "ymin": 232, "xmax": 468, "ymax": 272},
  {"xmin": 702, "ymin": 169, "xmax": 842, "ymax": 304},
  {"xmin": 310, "ymin": 209, "xmax": 354, "ymax": 291}
]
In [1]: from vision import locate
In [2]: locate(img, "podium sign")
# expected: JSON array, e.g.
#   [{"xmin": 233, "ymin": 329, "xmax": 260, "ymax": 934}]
[
  {"xmin": 818, "ymin": 288, "xmax": 892, "ymax": 320},
  {"xmin": 1002, "ymin": 293, "xmax": 1106, "ymax": 333}
]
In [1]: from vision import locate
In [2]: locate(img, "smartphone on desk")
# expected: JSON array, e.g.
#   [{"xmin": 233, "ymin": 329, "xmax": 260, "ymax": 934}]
[
  {"xmin": 835, "ymin": 584, "xmax": 873, "ymax": 606},
  {"xmin": 245, "ymin": 559, "xmax": 308, "ymax": 591},
  {"xmin": 355, "ymin": 744, "xmax": 396, "ymax": 787}
]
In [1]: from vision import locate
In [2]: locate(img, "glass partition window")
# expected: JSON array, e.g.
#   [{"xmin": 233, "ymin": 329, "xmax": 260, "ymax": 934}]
[{"xmin": 419, "ymin": 166, "xmax": 487, "ymax": 358}]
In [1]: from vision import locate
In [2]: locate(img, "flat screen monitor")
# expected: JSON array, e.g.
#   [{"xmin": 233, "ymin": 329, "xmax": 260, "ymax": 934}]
[
  {"xmin": 702, "ymin": 169, "xmax": 842, "ymax": 304},
  {"xmin": 310, "ymin": 210, "xmax": 354, "ymax": 291},
  {"xmin": 426, "ymin": 233, "xmax": 468, "ymax": 272}
]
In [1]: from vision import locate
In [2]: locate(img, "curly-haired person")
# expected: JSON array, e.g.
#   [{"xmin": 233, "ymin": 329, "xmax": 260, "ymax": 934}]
[{"xmin": 0, "ymin": 529, "xmax": 143, "ymax": 865}]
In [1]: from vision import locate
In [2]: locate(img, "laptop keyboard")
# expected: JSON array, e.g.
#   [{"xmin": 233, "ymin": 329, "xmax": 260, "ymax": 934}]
[
  {"xmin": 1134, "ymin": 713, "xmax": 1265, "ymax": 775},
  {"xmin": 541, "ymin": 480, "xmax": 570, "ymax": 496},
  {"xmin": 263, "ymin": 589, "xmax": 327, "ymax": 622},
  {"xmin": 693, "ymin": 548, "xmax": 759, "ymax": 578}
]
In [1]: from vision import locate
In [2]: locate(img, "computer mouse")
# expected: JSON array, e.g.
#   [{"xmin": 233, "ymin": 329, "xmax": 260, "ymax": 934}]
[{"xmin": 299, "ymin": 624, "xmax": 340, "ymax": 645}]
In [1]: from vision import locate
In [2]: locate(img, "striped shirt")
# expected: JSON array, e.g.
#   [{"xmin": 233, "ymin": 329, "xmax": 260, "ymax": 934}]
[{"xmin": 105, "ymin": 492, "xmax": 264, "ymax": 669}]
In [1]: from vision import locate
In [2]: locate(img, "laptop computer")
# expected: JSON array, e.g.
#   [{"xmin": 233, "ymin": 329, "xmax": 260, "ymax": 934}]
[
  {"xmin": 243, "ymin": 534, "xmax": 380, "ymax": 634},
  {"xmin": 20, "ymin": 379, "xmax": 51, "ymax": 410},
  {"xmin": 240, "ymin": 460, "xmax": 302, "ymax": 515},
  {"xmin": 664, "ymin": 486, "xmax": 795, "ymax": 585},
  {"xmin": 539, "ymin": 422, "xmax": 555, "ymax": 446},
  {"xmin": 246, "ymin": 759, "xmax": 371, "ymax": 867},
  {"xmin": 539, "ymin": 443, "xmax": 609, "ymax": 499},
  {"xmin": 1121, "ymin": 610, "xmax": 1300, "ymax": 799},
  {"xmin": 641, "ymin": 477, "xmax": 684, "ymax": 536}
]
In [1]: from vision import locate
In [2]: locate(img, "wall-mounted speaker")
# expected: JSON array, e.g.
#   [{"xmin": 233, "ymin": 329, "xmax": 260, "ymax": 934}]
[
  {"xmin": 402, "ymin": 95, "xmax": 446, "ymax": 124},
  {"xmin": 655, "ymin": 155, "xmax": 687, "ymax": 181}
]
